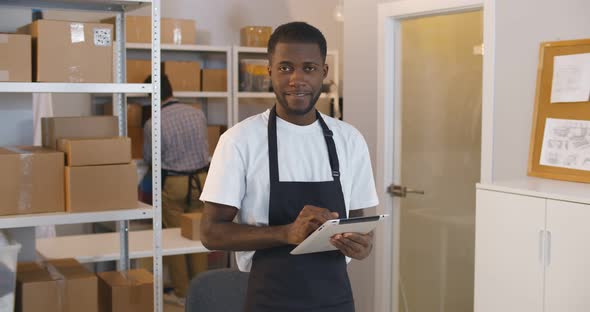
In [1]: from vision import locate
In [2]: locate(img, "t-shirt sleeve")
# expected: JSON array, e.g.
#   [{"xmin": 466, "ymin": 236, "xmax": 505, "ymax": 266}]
[
  {"xmin": 199, "ymin": 134, "xmax": 246, "ymax": 209},
  {"xmin": 348, "ymin": 131, "xmax": 379, "ymax": 210}
]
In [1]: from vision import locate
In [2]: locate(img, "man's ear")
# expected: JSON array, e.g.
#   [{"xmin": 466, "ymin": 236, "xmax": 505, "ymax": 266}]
[
  {"xmin": 323, "ymin": 63, "xmax": 329, "ymax": 79},
  {"xmin": 267, "ymin": 65, "xmax": 272, "ymax": 76}
]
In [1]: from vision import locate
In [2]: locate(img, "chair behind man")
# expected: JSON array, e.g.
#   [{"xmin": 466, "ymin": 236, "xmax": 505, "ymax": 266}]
[{"xmin": 185, "ymin": 268, "xmax": 249, "ymax": 312}]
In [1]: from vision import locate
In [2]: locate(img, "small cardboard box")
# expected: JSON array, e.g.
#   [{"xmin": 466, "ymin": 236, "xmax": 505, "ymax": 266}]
[
  {"xmin": 207, "ymin": 125, "xmax": 227, "ymax": 156},
  {"xmin": 58, "ymin": 137, "xmax": 131, "ymax": 167},
  {"xmin": 65, "ymin": 163, "xmax": 137, "ymax": 212},
  {"xmin": 44, "ymin": 259, "xmax": 99, "ymax": 312},
  {"xmin": 163, "ymin": 61, "xmax": 201, "ymax": 91},
  {"xmin": 98, "ymin": 269, "xmax": 153, "ymax": 312},
  {"xmin": 128, "ymin": 127, "xmax": 143, "ymax": 160},
  {"xmin": 0, "ymin": 146, "xmax": 64, "ymax": 216},
  {"xmin": 20, "ymin": 20, "xmax": 113, "ymax": 83},
  {"xmin": 103, "ymin": 102, "xmax": 143, "ymax": 128},
  {"xmin": 42, "ymin": 116, "xmax": 119, "ymax": 149},
  {"xmin": 201, "ymin": 69, "xmax": 227, "ymax": 92},
  {"xmin": 0, "ymin": 34, "xmax": 32, "ymax": 82},
  {"xmin": 126, "ymin": 59, "xmax": 151, "ymax": 84},
  {"xmin": 16, "ymin": 262, "xmax": 60, "ymax": 312},
  {"xmin": 180, "ymin": 212, "xmax": 202, "ymax": 240}
]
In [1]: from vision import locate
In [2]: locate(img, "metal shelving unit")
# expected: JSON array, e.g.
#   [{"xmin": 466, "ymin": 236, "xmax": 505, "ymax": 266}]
[
  {"xmin": 232, "ymin": 46, "xmax": 340, "ymax": 125},
  {"xmin": 127, "ymin": 41, "xmax": 233, "ymax": 126},
  {"xmin": 0, "ymin": 1, "xmax": 164, "ymax": 311}
]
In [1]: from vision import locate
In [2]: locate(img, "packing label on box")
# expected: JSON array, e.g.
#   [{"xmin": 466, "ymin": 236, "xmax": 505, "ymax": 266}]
[
  {"xmin": 70, "ymin": 23, "xmax": 85, "ymax": 43},
  {"xmin": 4, "ymin": 147, "xmax": 33, "ymax": 213},
  {"xmin": 93, "ymin": 28, "xmax": 112, "ymax": 46}
]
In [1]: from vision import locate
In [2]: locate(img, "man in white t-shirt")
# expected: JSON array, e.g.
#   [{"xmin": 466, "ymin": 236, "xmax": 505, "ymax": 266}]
[{"xmin": 199, "ymin": 22, "xmax": 379, "ymax": 312}]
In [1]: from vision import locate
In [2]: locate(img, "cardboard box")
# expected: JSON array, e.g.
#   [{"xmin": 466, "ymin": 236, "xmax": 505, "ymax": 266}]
[
  {"xmin": 17, "ymin": 260, "xmax": 98, "ymax": 312},
  {"xmin": 42, "ymin": 116, "xmax": 119, "ymax": 149},
  {"xmin": 162, "ymin": 18, "xmax": 197, "ymax": 45},
  {"xmin": 102, "ymin": 16, "xmax": 196, "ymax": 45},
  {"xmin": 163, "ymin": 61, "xmax": 201, "ymax": 91},
  {"xmin": 16, "ymin": 262, "xmax": 60, "ymax": 312},
  {"xmin": 45, "ymin": 259, "xmax": 99, "ymax": 312},
  {"xmin": 19, "ymin": 20, "xmax": 113, "ymax": 83},
  {"xmin": 103, "ymin": 102, "xmax": 143, "ymax": 128},
  {"xmin": 102, "ymin": 16, "xmax": 149, "ymax": 44},
  {"xmin": 0, "ymin": 146, "xmax": 64, "ymax": 216},
  {"xmin": 207, "ymin": 125, "xmax": 226, "ymax": 156},
  {"xmin": 201, "ymin": 69, "xmax": 227, "ymax": 92},
  {"xmin": 98, "ymin": 269, "xmax": 153, "ymax": 312},
  {"xmin": 128, "ymin": 127, "xmax": 143, "ymax": 160},
  {"xmin": 126, "ymin": 59, "xmax": 151, "ymax": 84},
  {"xmin": 65, "ymin": 163, "xmax": 138, "ymax": 212},
  {"xmin": 0, "ymin": 34, "xmax": 32, "ymax": 82},
  {"xmin": 180, "ymin": 212, "xmax": 202, "ymax": 240},
  {"xmin": 240, "ymin": 26, "xmax": 272, "ymax": 47},
  {"xmin": 58, "ymin": 137, "xmax": 131, "ymax": 166}
]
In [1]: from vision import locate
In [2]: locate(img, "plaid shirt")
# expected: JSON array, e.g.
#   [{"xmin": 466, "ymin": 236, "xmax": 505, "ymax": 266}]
[{"xmin": 143, "ymin": 99, "xmax": 209, "ymax": 172}]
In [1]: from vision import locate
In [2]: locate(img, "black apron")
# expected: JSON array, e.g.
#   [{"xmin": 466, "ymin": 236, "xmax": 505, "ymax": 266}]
[{"xmin": 244, "ymin": 107, "xmax": 355, "ymax": 312}]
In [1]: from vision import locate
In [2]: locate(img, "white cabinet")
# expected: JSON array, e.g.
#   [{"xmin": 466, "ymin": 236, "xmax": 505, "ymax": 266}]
[
  {"xmin": 474, "ymin": 189, "xmax": 545, "ymax": 312},
  {"xmin": 545, "ymin": 199, "xmax": 590, "ymax": 312},
  {"xmin": 475, "ymin": 180, "xmax": 590, "ymax": 312}
]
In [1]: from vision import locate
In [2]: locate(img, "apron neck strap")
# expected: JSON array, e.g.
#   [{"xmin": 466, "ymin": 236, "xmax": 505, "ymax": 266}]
[{"xmin": 268, "ymin": 106, "xmax": 340, "ymax": 183}]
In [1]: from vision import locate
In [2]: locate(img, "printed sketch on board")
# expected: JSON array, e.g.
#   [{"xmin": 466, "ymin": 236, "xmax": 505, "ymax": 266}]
[{"xmin": 540, "ymin": 118, "xmax": 590, "ymax": 171}]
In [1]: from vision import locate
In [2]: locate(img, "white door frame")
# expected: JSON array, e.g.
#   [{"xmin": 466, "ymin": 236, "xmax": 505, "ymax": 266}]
[{"xmin": 375, "ymin": 0, "xmax": 495, "ymax": 311}]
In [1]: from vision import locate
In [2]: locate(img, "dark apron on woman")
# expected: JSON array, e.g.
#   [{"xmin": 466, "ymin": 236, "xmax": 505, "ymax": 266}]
[{"xmin": 244, "ymin": 106, "xmax": 355, "ymax": 312}]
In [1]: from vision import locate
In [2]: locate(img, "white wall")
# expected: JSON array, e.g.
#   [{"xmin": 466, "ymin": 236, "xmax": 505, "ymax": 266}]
[{"xmin": 492, "ymin": 0, "xmax": 590, "ymax": 181}]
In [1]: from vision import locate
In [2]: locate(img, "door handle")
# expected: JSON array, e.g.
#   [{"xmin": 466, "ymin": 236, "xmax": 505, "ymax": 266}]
[
  {"xmin": 545, "ymin": 231, "xmax": 552, "ymax": 266},
  {"xmin": 539, "ymin": 230, "xmax": 544, "ymax": 264},
  {"xmin": 387, "ymin": 184, "xmax": 425, "ymax": 198}
]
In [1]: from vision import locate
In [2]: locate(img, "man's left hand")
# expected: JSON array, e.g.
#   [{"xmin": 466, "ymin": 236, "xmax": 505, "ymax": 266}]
[{"xmin": 330, "ymin": 231, "xmax": 374, "ymax": 260}]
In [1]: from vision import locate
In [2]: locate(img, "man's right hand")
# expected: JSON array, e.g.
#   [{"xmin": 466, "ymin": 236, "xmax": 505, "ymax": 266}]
[{"xmin": 285, "ymin": 205, "xmax": 339, "ymax": 245}]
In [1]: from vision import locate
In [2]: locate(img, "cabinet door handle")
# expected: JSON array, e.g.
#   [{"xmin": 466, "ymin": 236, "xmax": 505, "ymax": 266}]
[
  {"xmin": 546, "ymin": 231, "xmax": 552, "ymax": 266},
  {"xmin": 539, "ymin": 230, "xmax": 545, "ymax": 264}
]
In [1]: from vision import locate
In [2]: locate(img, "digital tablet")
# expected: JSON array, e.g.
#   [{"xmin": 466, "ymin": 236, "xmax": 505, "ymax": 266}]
[{"xmin": 290, "ymin": 214, "xmax": 389, "ymax": 255}]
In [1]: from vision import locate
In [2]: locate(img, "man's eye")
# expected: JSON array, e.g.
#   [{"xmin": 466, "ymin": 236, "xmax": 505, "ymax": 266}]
[
  {"xmin": 305, "ymin": 66, "xmax": 317, "ymax": 72},
  {"xmin": 279, "ymin": 66, "xmax": 292, "ymax": 72}
]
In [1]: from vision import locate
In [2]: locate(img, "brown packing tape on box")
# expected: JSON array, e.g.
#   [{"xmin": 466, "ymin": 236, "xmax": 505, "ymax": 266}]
[{"xmin": 0, "ymin": 146, "xmax": 64, "ymax": 216}]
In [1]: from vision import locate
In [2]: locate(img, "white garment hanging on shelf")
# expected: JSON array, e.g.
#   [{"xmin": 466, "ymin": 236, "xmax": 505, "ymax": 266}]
[{"xmin": 32, "ymin": 93, "xmax": 56, "ymax": 239}]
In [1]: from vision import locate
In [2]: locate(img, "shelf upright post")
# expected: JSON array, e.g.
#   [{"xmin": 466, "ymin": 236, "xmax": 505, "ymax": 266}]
[
  {"xmin": 151, "ymin": 0, "xmax": 164, "ymax": 311},
  {"xmin": 226, "ymin": 47, "xmax": 233, "ymax": 126},
  {"xmin": 114, "ymin": 9, "xmax": 131, "ymax": 272}
]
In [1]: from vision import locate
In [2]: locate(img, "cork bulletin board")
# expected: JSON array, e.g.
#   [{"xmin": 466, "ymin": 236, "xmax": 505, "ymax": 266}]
[{"xmin": 528, "ymin": 38, "xmax": 590, "ymax": 183}]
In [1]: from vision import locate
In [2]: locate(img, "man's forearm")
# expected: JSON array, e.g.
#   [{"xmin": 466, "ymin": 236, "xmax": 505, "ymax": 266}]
[{"xmin": 201, "ymin": 220, "xmax": 291, "ymax": 251}]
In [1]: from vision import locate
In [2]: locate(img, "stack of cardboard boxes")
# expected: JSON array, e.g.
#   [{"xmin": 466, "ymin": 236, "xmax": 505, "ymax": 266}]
[
  {"xmin": 43, "ymin": 116, "xmax": 137, "ymax": 212},
  {"xmin": 16, "ymin": 259, "xmax": 153, "ymax": 312}
]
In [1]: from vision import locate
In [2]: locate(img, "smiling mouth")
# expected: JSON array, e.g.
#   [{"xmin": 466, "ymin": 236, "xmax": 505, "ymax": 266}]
[{"xmin": 285, "ymin": 92, "xmax": 311, "ymax": 97}]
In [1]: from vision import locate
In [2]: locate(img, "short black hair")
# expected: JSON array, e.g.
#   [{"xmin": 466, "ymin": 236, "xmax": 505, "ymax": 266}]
[
  {"xmin": 144, "ymin": 74, "xmax": 173, "ymax": 101},
  {"xmin": 267, "ymin": 22, "xmax": 327, "ymax": 62}
]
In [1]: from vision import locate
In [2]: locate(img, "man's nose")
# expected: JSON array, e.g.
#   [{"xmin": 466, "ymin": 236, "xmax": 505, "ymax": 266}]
[{"xmin": 288, "ymin": 69, "xmax": 305, "ymax": 86}]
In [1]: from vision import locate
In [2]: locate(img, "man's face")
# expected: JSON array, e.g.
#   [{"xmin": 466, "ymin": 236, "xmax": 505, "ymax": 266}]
[{"xmin": 268, "ymin": 42, "xmax": 328, "ymax": 122}]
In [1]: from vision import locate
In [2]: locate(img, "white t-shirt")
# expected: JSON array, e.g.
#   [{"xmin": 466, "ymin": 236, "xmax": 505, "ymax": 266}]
[{"xmin": 200, "ymin": 109, "xmax": 379, "ymax": 271}]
